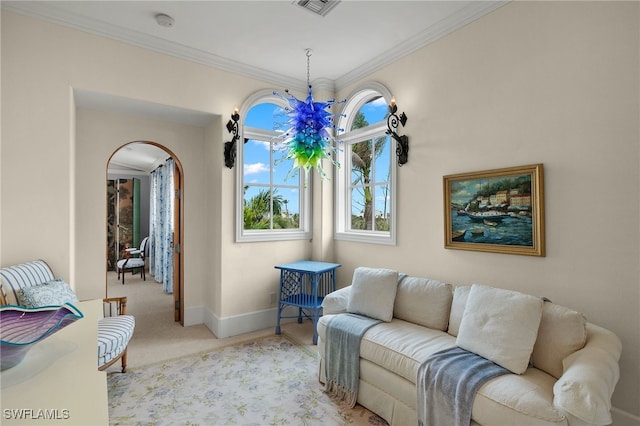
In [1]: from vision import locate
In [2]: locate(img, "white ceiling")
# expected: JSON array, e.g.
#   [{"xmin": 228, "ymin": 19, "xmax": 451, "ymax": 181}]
[
  {"xmin": 109, "ymin": 142, "xmax": 170, "ymax": 174},
  {"xmin": 4, "ymin": 0, "xmax": 507, "ymax": 173}
]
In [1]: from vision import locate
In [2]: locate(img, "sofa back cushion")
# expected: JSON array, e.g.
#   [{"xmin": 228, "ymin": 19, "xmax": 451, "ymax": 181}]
[
  {"xmin": 531, "ymin": 301, "xmax": 587, "ymax": 378},
  {"xmin": 393, "ymin": 276, "xmax": 452, "ymax": 331},
  {"xmin": 0, "ymin": 260, "xmax": 56, "ymax": 305},
  {"xmin": 447, "ymin": 285, "xmax": 471, "ymax": 337}
]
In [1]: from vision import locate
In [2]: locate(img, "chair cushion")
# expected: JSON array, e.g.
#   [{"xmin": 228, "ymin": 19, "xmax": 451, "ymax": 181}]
[
  {"xmin": 0, "ymin": 260, "xmax": 56, "ymax": 305},
  {"xmin": 117, "ymin": 258, "xmax": 145, "ymax": 269},
  {"xmin": 98, "ymin": 315, "xmax": 135, "ymax": 366},
  {"xmin": 456, "ymin": 284, "xmax": 543, "ymax": 374},
  {"xmin": 16, "ymin": 279, "xmax": 78, "ymax": 308}
]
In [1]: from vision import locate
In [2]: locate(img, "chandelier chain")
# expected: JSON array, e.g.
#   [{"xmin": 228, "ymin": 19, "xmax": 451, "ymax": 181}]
[{"xmin": 306, "ymin": 48, "xmax": 312, "ymax": 87}]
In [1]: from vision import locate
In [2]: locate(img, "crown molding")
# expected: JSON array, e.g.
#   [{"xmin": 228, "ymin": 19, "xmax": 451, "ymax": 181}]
[
  {"xmin": 2, "ymin": 1, "xmax": 307, "ymax": 91},
  {"xmin": 334, "ymin": 1, "xmax": 509, "ymax": 90},
  {"xmin": 3, "ymin": 1, "xmax": 508, "ymax": 93}
]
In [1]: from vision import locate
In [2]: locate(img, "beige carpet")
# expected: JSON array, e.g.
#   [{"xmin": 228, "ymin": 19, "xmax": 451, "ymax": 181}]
[
  {"xmin": 104, "ymin": 270, "xmax": 388, "ymax": 425},
  {"xmin": 105, "ymin": 270, "xmax": 317, "ymax": 370},
  {"xmin": 108, "ymin": 333, "xmax": 387, "ymax": 425}
]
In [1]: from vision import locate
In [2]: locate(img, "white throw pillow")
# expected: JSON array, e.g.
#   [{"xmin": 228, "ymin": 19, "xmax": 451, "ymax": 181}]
[
  {"xmin": 456, "ymin": 284, "xmax": 543, "ymax": 374},
  {"xmin": 347, "ymin": 267, "xmax": 398, "ymax": 322}
]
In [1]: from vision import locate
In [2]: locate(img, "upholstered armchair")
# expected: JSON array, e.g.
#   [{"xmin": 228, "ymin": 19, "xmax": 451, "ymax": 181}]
[
  {"xmin": 0, "ymin": 260, "xmax": 135, "ymax": 372},
  {"xmin": 116, "ymin": 236, "xmax": 148, "ymax": 284}
]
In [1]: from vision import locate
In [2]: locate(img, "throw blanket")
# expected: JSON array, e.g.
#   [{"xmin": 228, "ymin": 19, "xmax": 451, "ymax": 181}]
[
  {"xmin": 324, "ymin": 313, "xmax": 381, "ymax": 407},
  {"xmin": 417, "ymin": 346, "xmax": 510, "ymax": 426}
]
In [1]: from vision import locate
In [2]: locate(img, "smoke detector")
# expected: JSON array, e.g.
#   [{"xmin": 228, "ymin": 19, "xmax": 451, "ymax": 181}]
[
  {"xmin": 155, "ymin": 13, "xmax": 174, "ymax": 28},
  {"xmin": 294, "ymin": 0, "xmax": 341, "ymax": 17}
]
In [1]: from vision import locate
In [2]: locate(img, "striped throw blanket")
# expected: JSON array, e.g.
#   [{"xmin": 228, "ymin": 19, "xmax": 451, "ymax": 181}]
[
  {"xmin": 324, "ymin": 313, "xmax": 381, "ymax": 407},
  {"xmin": 417, "ymin": 346, "xmax": 510, "ymax": 426}
]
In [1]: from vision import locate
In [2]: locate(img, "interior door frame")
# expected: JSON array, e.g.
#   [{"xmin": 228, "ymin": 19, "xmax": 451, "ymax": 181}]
[
  {"xmin": 173, "ymin": 158, "xmax": 184, "ymax": 325},
  {"xmin": 106, "ymin": 141, "xmax": 184, "ymax": 326}
]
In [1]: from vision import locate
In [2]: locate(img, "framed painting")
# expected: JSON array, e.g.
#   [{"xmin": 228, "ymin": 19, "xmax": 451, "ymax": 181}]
[{"xmin": 444, "ymin": 164, "xmax": 545, "ymax": 256}]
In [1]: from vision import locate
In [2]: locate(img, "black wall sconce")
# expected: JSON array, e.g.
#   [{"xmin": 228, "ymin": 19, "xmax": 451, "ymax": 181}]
[
  {"xmin": 386, "ymin": 97, "xmax": 409, "ymax": 166},
  {"xmin": 224, "ymin": 108, "xmax": 240, "ymax": 169}
]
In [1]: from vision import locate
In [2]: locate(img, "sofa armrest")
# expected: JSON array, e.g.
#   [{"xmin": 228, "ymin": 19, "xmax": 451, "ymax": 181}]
[
  {"xmin": 322, "ymin": 286, "xmax": 351, "ymax": 315},
  {"xmin": 553, "ymin": 323, "xmax": 622, "ymax": 425}
]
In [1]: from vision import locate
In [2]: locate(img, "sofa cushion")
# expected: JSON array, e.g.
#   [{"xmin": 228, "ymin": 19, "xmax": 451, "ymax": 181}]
[
  {"xmin": 16, "ymin": 279, "xmax": 78, "ymax": 308},
  {"xmin": 447, "ymin": 285, "xmax": 471, "ymax": 337},
  {"xmin": 347, "ymin": 267, "xmax": 398, "ymax": 322},
  {"xmin": 456, "ymin": 284, "xmax": 543, "ymax": 374},
  {"xmin": 531, "ymin": 301, "xmax": 587, "ymax": 379},
  {"xmin": 318, "ymin": 315, "xmax": 457, "ymax": 384},
  {"xmin": 393, "ymin": 276, "xmax": 452, "ymax": 331},
  {"xmin": 473, "ymin": 367, "xmax": 566, "ymax": 425},
  {"xmin": 360, "ymin": 319, "xmax": 457, "ymax": 383}
]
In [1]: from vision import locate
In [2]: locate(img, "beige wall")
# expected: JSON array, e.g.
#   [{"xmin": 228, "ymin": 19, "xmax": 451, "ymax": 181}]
[
  {"xmin": 0, "ymin": 11, "xmax": 311, "ymax": 335},
  {"xmin": 1, "ymin": 1, "xmax": 638, "ymax": 419},
  {"xmin": 334, "ymin": 1, "xmax": 639, "ymax": 418}
]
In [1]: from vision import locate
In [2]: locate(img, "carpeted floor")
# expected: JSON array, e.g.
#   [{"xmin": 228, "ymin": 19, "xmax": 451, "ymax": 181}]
[
  {"xmin": 108, "ymin": 333, "xmax": 387, "ymax": 425},
  {"xmin": 104, "ymin": 271, "xmax": 388, "ymax": 425}
]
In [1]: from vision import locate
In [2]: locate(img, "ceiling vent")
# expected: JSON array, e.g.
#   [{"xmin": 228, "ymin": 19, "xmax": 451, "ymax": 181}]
[{"xmin": 294, "ymin": 0, "xmax": 341, "ymax": 17}]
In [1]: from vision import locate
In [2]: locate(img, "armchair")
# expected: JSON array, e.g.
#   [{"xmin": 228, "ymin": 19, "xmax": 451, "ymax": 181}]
[
  {"xmin": 116, "ymin": 236, "xmax": 148, "ymax": 284},
  {"xmin": 99, "ymin": 296, "xmax": 134, "ymax": 372},
  {"xmin": 0, "ymin": 260, "xmax": 135, "ymax": 372}
]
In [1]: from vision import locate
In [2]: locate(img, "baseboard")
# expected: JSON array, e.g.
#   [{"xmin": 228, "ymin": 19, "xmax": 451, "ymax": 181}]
[
  {"xmin": 183, "ymin": 305, "xmax": 205, "ymax": 327},
  {"xmin": 193, "ymin": 305, "xmax": 299, "ymax": 339},
  {"xmin": 612, "ymin": 407, "xmax": 640, "ymax": 426}
]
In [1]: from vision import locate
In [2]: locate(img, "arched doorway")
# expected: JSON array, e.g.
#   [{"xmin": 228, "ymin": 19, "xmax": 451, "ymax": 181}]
[{"xmin": 106, "ymin": 141, "xmax": 184, "ymax": 325}]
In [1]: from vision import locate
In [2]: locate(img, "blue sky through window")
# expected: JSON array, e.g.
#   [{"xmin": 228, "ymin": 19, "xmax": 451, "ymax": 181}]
[{"xmin": 243, "ymin": 97, "xmax": 390, "ymax": 218}]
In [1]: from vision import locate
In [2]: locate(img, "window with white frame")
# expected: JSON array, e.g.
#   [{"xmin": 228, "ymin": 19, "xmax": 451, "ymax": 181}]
[
  {"xmin": 236, "ymin": 92, "xmax": 311, "ymax": 242},
  {"xmin": 335, "ymin": 83, "xmax": 396, "ymax": 245}
]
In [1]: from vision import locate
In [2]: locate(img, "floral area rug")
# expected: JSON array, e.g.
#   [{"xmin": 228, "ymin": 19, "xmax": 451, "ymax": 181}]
[{"xmin": 108, "ymin": 334, "xmax": 388, "ymax": 425}]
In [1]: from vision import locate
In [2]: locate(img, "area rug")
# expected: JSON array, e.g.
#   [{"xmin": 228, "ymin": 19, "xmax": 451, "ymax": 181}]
[{"xmin": 107, "ymin": 334, "xmax": 388, "ymax": 425}]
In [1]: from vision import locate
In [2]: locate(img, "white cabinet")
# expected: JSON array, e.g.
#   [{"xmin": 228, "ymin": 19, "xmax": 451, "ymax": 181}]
[{"xmin": 1, "ymin": 299, "xmax": 109, "ymax": 425}]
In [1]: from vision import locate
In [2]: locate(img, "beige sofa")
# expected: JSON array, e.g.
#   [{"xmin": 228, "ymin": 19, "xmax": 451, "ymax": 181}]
[{"xmin": 317, "ymin": 268, "xmax": 622, "ymax": 426}]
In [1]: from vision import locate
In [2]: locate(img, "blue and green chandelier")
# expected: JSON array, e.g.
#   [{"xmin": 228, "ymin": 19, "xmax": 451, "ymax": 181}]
[{"xmin": 273, "ymin": 49, "xmax": 345, "ymax": 186}]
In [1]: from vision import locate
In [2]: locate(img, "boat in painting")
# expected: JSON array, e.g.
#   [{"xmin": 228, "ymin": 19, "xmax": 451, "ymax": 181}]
[
  {"xmin": 467, "ymin": 211, "xmax": 508, "ymax": 222},
  {"xmin": 452, "ymin": 230, "xmax": 466, "ymax": 241}
]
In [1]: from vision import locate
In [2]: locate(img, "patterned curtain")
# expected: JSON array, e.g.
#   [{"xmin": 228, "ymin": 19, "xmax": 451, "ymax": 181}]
[{"xmin": 149, "ymin": 158, "xmax": 174, "ymax": 294}]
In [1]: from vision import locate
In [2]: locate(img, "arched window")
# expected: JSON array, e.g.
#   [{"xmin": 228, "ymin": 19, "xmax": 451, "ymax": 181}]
[
  {"xmin": 335, "ymin": 83, "xmax": 396, "ymax": 245},
  {"xmin": 236, "ymin": 91, "xmax": 311, "ymax": 242}
]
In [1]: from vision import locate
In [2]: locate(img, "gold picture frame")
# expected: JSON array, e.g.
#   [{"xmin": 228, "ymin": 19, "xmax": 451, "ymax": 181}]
[{"xmin": 444, "ymin": 164, "xmax": 545, "ymax": 256}]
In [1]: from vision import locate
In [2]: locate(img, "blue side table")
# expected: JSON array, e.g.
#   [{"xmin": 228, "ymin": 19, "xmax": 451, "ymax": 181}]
[{"xmin": 275, "ymin": 260, "xmax": 341, "ymax": 345}]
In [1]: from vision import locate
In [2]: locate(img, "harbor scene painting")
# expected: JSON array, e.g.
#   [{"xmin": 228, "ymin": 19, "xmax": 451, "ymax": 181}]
[{"xmin": 444, "ymin": 164, "xmax": 545, "ymax": 256}]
